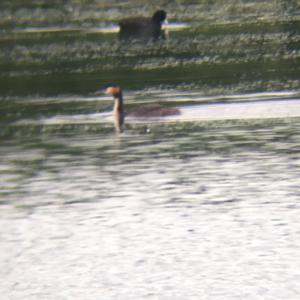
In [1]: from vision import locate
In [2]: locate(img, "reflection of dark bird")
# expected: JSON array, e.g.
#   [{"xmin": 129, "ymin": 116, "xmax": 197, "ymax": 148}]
[
  {"xmin": 118, "ymin": 10, "xmax": 167, "ymax": 41},
  {"xmin": 104, "ymin": 85, "xmax": 180, "ymax": 133}
]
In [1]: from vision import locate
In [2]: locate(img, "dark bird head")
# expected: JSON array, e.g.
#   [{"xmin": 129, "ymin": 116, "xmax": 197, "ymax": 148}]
[{"xmin": 152, "ymin": 10, "xmax": 167, "ymax": 23}]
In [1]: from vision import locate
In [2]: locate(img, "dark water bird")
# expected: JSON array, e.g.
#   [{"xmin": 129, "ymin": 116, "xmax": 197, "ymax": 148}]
[
  {"xmin": 118, "ymin": 10, "xmax": 167, "ymax": 41},
  {"xmin": 104, "ymin": 85, "xmax": 180, "ymax": 133}
]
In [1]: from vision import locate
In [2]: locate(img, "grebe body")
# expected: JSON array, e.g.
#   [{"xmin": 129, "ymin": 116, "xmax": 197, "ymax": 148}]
[
  {"xmin": 128, "ymin": 103, "xmax": 180, "ymax": 117},
  {"xmin": 104, "ymin": 85, "xmax": 180, "ymax": 132}
]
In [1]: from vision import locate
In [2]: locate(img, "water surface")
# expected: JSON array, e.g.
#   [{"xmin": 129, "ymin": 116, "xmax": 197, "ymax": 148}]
[{"xmin": 1, "ymin": 1, "xmax": 300, "ymax": 299}]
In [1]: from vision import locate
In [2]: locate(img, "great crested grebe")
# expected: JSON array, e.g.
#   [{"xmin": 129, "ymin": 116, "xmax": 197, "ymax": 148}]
[
  {"xmin": 119, "ymin": 10, "xmax": 167, "ymax": 41},
  {"xmin": 104, "ymin": 85, "xmax": 180, "ymax": 133}
]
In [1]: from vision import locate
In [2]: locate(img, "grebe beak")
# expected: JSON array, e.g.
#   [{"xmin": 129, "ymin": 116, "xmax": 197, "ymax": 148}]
[
  {"xmin": 94, "ymin": 86, "xmax": 120, "ymax": 97},
  {"xmin": 94, "ymin": 87, "xmax": 107, "ymax": 96}
]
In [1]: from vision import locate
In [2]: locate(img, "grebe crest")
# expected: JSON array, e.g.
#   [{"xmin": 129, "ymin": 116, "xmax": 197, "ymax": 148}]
[{"xmin": 104, "ymin": 85, "xmax": 121, "ymax": 97}]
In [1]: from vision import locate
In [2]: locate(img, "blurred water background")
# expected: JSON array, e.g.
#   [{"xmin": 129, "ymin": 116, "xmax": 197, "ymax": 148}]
[{"xmin": 1, "ymin": 1, "xmax": 300, "ymax": 299}]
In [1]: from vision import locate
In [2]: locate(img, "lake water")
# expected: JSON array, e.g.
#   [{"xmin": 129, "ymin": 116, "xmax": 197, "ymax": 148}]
[{"xmin": 1, "ymin": 1, "xmax": 300, "ymax": 299}]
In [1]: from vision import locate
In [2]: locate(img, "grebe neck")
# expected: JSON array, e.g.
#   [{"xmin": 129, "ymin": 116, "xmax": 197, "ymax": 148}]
[
  {"xmin": 113, "ymin": 93, "xmax": 123, "ymax": 110},
  {"xmin": 113, "ymin": 92, "xmax": 124, "ymax": 133}
]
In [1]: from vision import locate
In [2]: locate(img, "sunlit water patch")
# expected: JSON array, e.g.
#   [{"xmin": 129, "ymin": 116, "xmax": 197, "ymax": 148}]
[
  {"xmin": 1, "ymin": 116, "xmax": 300, "ymax": 299},
  {"xmin": 6, "ymin": 91, "xmax": 300, "ymax": 131},
  {"xmin": 13, "ymin": 22, "xmax": 190, "ymax": 34}
]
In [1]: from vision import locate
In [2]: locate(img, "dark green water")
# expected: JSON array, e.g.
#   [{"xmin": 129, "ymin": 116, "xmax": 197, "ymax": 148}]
[
  {"xmin": 1, "ymin": 0, "xmax": 300, "ymax": 97},
  {"xmin": 1, "ymin": 1, "xmax": 300, "ymax": 299}
]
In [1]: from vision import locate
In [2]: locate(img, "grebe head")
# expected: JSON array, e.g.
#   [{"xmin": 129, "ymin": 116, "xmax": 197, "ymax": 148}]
[
  {"xmin": 152, "ymin": 10, "xmax": 167, "ymax": 23},
  {"xmin": 104, "ymin": 85, "xmax": 122, "ymax": 98}
]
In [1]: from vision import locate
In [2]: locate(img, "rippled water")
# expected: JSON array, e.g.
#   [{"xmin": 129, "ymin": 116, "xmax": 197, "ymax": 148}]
[
  {"xmin": 1, "ymin": 118, "xmax": 300, "ymax": 299},
  {"xmin": 1, "ymin": 1, "xmax": 300, "ymax": 299}
]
